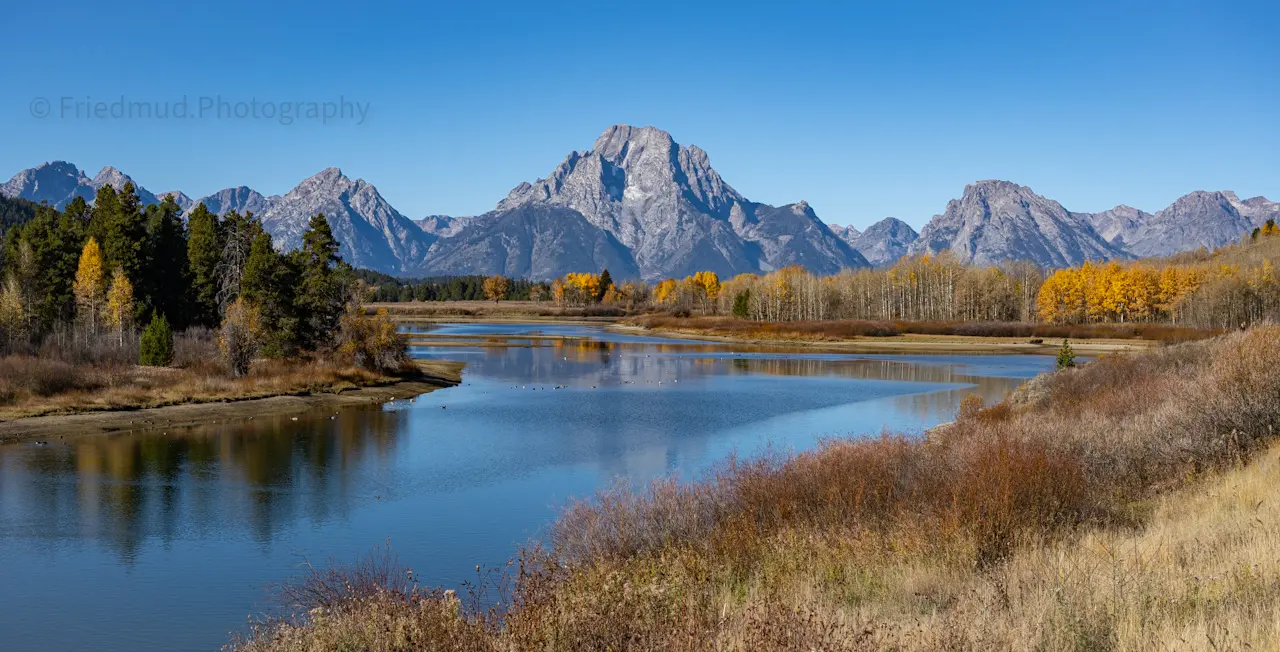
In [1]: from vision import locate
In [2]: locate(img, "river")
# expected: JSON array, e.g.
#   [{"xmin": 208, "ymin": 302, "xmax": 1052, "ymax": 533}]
[{"xmin": 0, "ymin": 322, "xmax": 1055, "ymax": 651}]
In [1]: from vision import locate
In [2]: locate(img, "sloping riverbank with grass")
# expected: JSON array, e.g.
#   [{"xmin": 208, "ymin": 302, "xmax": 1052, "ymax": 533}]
[
  {"xmin": 0, "ymin": 357, "xmax": 462, "ymax": 442},
  {"xmin": 228, "ymin": 325, "xmax": 1280, "ymax": 651}
]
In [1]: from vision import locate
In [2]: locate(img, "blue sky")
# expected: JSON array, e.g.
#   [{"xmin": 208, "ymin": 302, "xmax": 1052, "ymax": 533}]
[{"xmin": 3, "ymin": 0, "xmax": 1276, "ymax": 229}]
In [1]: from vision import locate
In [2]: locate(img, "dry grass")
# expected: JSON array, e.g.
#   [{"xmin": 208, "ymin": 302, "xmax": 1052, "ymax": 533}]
[
  {"xmin": 370, "ymin": 300, "xmax": 626, "ymax": 320},
  {"xmin": 625, "ymin": 315, "xmax": 1218, "ymax": 344},
  {"xmin": 0, "ymin": 344, "xmax": 449, "ymax": 422},
  {"xmin": 229, "ymin": 326, "xmax": 1280, "ymax": 651}
]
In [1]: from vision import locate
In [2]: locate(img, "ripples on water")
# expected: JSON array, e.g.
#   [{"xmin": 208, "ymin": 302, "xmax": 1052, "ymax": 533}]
[{"xmin": 0, "ymin": 323, "xmax": 1055, "ymax": 651}]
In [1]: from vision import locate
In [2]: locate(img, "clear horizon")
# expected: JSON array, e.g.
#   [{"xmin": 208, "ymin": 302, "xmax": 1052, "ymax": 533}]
[{"xmin": 4, "ymin": 1, "xmax": 1277, "ymax": 230}]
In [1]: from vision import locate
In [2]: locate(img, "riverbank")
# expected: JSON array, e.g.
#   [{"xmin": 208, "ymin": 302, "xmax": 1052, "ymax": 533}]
[
  {"xmin": 369, "ymin": 300, "xmax": 625, "ymax": 322},
  {"xmin": 609, "ymin": 321, "xmax": 1160, "ymax": 356},
  {"xmin": 231, "ymin": 326, "xmax": 1280, "ymax": 651},
  {"xmin": 378, "ymin": 304, "xmax": 1205, "ymax": 354},
  {"xmin": 0, "ymin": 359, "xmax": 463, "ymax": 443}
]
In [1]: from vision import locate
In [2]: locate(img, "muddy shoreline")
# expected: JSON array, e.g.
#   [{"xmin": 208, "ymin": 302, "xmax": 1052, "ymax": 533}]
[
  {"xmin": 606, "ymin": 324, "xmax": 1154, "ymax": 356},
  {"xmin": 0, "ymin": 373, "xmax": 461, "ymax": 444}
]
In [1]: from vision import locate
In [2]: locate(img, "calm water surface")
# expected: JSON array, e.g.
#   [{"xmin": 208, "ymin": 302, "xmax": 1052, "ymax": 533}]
[{"xmin": 0, "ymin": 323, "xmax": 1055, "ymax": 651}]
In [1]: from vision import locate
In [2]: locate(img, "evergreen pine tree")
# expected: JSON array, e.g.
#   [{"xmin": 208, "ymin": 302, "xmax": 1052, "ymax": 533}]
[
  {"xmin": 139, "ymin": 311, "xmax": 174, "ymax": 366},
  {"xmin": 15, "ymin": 204, "xmax": 85, "ymax": 329},
  {"xmin": 1057, "ymin": 339, "xmax": 1077, "ymax": 370},
  {"xmin": 62, "ymin": 196, "xmax": 91, "ymax": 226},
  {"xmin": 95, "ymin": 183, "xmax": 148, "ymax": 292},
  {"xmin": 293, "ymin": 214, "xmax": 344, "ymax": 351},
  {"xmin": 187, "ymin": 203, "xmax": 224, "ymax": 328},
  {"xmin": 87, "ymin": 184, "xmax": 119, "ymax": 246},
  {"xmin": 144, "ymin": 196, "xmax": 190, "ymax": 328},
  {"xmin": 241, "ymin": 231, "xmax": 298, "ymax": 356},
  {"xmin": 597, "ymin": 269, "xmax": 613, "ymax": 303},
  {"xmin": 733, "ymin": 289, "xmax": 751, "ymax": 318}
]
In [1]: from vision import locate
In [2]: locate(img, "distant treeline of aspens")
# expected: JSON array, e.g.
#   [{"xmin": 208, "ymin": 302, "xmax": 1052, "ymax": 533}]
[{"xmin": 364, "ymin": 228, "xmax": 1280, "ymax": 332}]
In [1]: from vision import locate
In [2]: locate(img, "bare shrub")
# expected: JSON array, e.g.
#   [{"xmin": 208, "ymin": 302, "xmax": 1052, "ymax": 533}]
[{"xmin": 173, "ymin": 327, "xmax": 221, "ymax": 370}]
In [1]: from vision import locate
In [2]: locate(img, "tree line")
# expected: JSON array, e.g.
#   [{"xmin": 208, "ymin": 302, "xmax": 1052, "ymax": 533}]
[
  {"xmin": 470, "ymin": 233, "xmax": 1280, "ymax": 331},
  {"xmin": 0, "ymin": 185, "xmax": 402, "ymax": 374},
  {"xmin": 353, "ymin": 269, "xmax": 547, "ymax": 303}
]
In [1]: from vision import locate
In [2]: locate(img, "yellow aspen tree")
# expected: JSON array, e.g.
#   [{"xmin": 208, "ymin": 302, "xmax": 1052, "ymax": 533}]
[
  {"xmin": 0, "ymin": 274, "xmax": 25, "ymax": 338},
  {"xmin": 73, "ymin": 237, "xmax": 106, "ymax": 335},
  {"xmin": 653, "ymin": 279, "xmax": 677, "ymax": 305},
  {"xmin": 482, "ymin": 275, "xmax": 510, "ymax": 303},
  {"xmin": 104, "ymin": 267, "xmax": 135, "ymax": 346}
]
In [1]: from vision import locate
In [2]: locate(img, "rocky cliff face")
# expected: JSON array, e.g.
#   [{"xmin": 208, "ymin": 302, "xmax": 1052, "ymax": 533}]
[
  {"xmin": 191, "ymin": 186, "xmax": 279, "ymax": 217},
  {"xmin": 156, "ymin": 191, "xmax": 194, "ymax": 211},
  {"xmin": 415, "ymin": 215, "xmax": 469, "ymax": 238},
  {"xmin": 845, "ymin": 217, "xmax": 918, "ymax": 266},
  {"xmin": 419, "ymin": 204, "xmax": 640, "ymax": 280},
  {"xmin": 1226, "ymin": 191, "xmax": 1280, "ymax": 228},
  {"xmin": 2, "ymin": 162, "xmax": 159, "ymax": 209},
  {"xmin": 828, "ymin": 224, "xmax": 860, "ymax": 244},
  {"xmin": 7, "ymin": 146, "xmax": 1275, "ymax": 276},
  {"xmin": 909, "ymin": 180, "xmax": 1126, "ymax": 267},
  {"xmin": 258, "ymin": 168, "xmax": 434, "ymax": 274},
  {"xmin": 1122, "ymin": 191, "xmax": 1255, "ymax": 257},
  {"xmin": 496, "ymin": 125, "xmax": 867, "ymax": 279},
  {"xmin": 1083, "ymin": 205, "xmax": 1153, "ymax": 247}
]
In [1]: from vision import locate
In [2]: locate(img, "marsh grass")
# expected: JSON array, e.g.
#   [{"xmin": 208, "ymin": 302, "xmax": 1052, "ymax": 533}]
[
  {"xmin": 229, "ymin": 326, "xmax": 1280, "ymax": 651},
  {"xmin": 0, "ymin": 329, "xmax": 430, "ymax": 420},
  {"xmin": 626, "ymin": 315, "xmax": 1218, "ymax": 343}
]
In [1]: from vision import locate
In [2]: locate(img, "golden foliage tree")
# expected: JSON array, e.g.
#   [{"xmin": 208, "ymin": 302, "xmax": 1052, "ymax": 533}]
[
  {"xmin": 73, "ymin": 237, "xmax": 106, "ymax": 334},
  {"xmin": 338, "ymin": 306, "xmax": 409, "ymax": 372},
  {"xmin": 553, "ymin": 273, "xmax": 603, "ymax": 306},
  {"xmin": 104, "ymin": 267, "xmax": 135, "ymax": 346},
  {"xmin": 219, "ymin": 297, "xmax": 262, "ymax": 377},
  {"xmin": 483, "ymin": 275, "xmax": 511, "ymax": 303},
  {"xmin": 0, "ymin": 274, "xmax": 25, "ymax": 340}
]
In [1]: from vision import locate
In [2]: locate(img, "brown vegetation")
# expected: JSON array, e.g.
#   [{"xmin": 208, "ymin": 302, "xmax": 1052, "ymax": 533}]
[
  {"xmin": 229, "ymin": 326, "xmax": 1280, "ymax": 651},
  {"xmin": 369, "ymin": 300, "xmax": 626, "ymax": 320},
  {"xmin": 0, "ymin": 328, "xmax": 447, "ymax": 422},
  {"xmin": 624, "ymin": 315, "xmax": 1217, "ymax": 344}
]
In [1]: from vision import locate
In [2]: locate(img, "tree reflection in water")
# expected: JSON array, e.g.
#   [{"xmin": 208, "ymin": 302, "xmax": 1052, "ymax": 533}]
[{"xmin": 6, "ymin": 406, "xmax": 409, "ymax": 563}]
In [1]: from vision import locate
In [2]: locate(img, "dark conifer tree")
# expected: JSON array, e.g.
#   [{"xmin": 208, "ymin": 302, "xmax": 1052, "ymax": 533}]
[
  {"xmin": 187, "ymin": 203, "xmax": 224, "ymax": 328},
  {"xmin": 292, "ymin": 214, "xmax": 345, "ymax": 351},
  {"xmin": 87, "ymin": 184, "xmax": 119, "ymax": 246},
  {"xmin": 62, "ymin": 196, "xmax": 91, "ymax": 226},
  {"xmin": 144, "ymin": 196, "xmax": 190, "ymax": 328},
  {"xmin": 10, "ymin": 204, "xmax": 84, "ymax": 329},
  {"xmin": 597, "ymin": 268, "xmax": 613, "ymax": 302},
  {"xmin": 241, "ymin": 231, "xmax": 298, "ymax": 356},
  {"xmin": 94, "ymin": 183, "xmax": 148, "ymax": 291}
]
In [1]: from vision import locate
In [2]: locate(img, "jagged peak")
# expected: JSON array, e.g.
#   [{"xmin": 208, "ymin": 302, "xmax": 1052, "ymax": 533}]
[
  {"xmin": 964, "ymin": 179, "xmax": 1033, "ymax": 195},
  {"xmin": 865, "ymin": 216, "xmax": 916, "ymax": 232},
  {"xmin": 306, "ymin": 167, "xmax": 349, "ymax": 184},
  {"xmin": 92, "ymin": 165, "xmax": 130, "ymax": 181},
  {"xmin": 593, "ymin": 124, "xmax": 676, "ymax": 155},
  {"xmin": 1163, "ymin": 190, "xmax": 1237, "ymax": 209},
  {"xmin": 33, "ymin": 160, "xmax": 86, "ymax": 174}
]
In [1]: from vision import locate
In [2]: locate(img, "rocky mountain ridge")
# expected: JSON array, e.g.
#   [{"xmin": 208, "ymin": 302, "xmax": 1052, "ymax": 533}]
[{"xmin": 4, "ymin": 132, "xmax": 1275, "ymax": 276}]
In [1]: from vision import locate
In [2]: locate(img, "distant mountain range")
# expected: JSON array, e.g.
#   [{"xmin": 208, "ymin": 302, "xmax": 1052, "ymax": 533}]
[{"xmin": 3, "ymin": 125, "xmax": 1275, "ymax": 278}]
